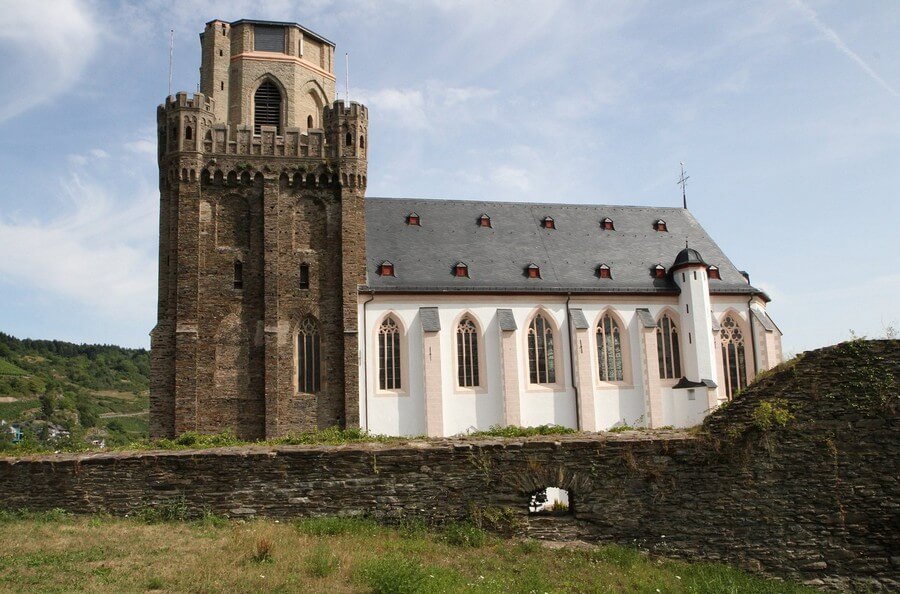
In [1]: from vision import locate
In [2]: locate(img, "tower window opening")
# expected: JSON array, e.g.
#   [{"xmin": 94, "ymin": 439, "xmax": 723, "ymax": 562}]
[
  {"xmin": 220, "ymin": 81, "xmax": 224, "ymax": 91},
  {"xmin": 345, "ymin": 132, "xmax": 352, "ymax": 146},
  {"xmin": 233, "ymin": 261, "xmax": 243, "ymax": 290},
  {"xmin": 299, "ymin": 263, "xmax": 310, "ymax": 289},
  {"xmin": 297, "ymin": 317, "xmax": 321, "ymax": 394},
  {"xmin": 184, "ymin": 126, "xmax": 192, "ymax": 140},
  {"xmin": 360, "ymin": 135, "xmax": 366, "ymax": 149},
  {"xmin": 253, "ymin": 80, "xmax": 282, "ymax": 134},
  {"xmin": 601, "ymin": 217, "xmax": 615, "ymax": 230},
  {"xmin": 307, "ymin": 115, "xmax": 314, "ymax": 129},
  {"xmin": 219, "ymin": 49, "xmax": 223, "ymax": 56}
]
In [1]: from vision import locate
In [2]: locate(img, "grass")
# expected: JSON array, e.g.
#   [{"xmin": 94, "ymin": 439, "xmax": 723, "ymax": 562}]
[
  {"xmin": 0, "ymin": 358, "xmax": 28, "ymax": 376},
  {"xmin": 0, "ymin": 512, "xmax": 818, "ymax": 594}
]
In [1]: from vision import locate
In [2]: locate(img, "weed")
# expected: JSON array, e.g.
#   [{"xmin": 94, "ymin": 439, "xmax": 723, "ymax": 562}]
[
  {"xmin": 146, "ymin": 576, "xmax": 164, "ymax": 590},
  {"xmin": 357, "ymin": 554, "xmax": 459, "ymax": 594},
  {"xmin": 134, "ymin": 496, "xmax": 192, "ymax": 523},
  {"xmin": 514, "ymin": 539, "xmax": 543, "ymax": 555},
  {"xmin": 304, "ymin": 544, "xmax": 339, "ymax": 578},
  {"xmin": 252, "ymin": 537, "xmax": 274, "ymax": 563},
  {"xmin": 441, "ymin": 522, "xmax": 487, "ymax": 548},
  {"xmin": 469, "ymin": 506, "xmax": 524, "ymax": 536},
  {"xmin": 294, "ymin": 516, "xmax": 379, "ymax": 537}
]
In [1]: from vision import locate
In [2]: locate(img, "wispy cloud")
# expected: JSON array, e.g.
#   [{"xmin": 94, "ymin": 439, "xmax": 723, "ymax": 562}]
[
  {"xmin": 790, "ymin": 0, "xmax": 900, "ymax": 98},
  {"xmin": 356, "ymin": 81, "xmax": 496, "ymax": 131},
  {"xmin": 0, "ymin": 0, "xmax": 100, "ymax": 123}
]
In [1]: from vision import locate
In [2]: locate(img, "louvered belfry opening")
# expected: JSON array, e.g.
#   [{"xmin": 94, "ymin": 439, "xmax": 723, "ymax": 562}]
[{"xmin": 254, "ymin": 80, "xmax": 282, "ymax": 135}]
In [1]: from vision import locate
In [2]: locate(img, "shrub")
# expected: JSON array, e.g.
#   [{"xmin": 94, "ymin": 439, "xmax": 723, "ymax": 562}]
[
  {"xmin": 305, "ymin": 544, "xmax": 340, "ymax": 577},
  {"xmin": 466, "ymin": 424, "xmax": 577, "ymax": 438},
  {"xmin": 751, "ymin": 399, "xmax": 794, "ymax": 431},
  {"xmin": 146, "ymin": 576, "xmax": 164, "ymax": 590},
  {"xmin": 134, "ymin": 497, "xmax": 191, "ymax": 523},
  {"xmin": 469, "ymin": 506, "xmax": 524, "ymax": 537}
]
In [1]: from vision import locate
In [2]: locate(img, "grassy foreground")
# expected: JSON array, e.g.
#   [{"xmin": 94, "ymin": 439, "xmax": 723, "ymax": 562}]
[{"xmin": 0, "ymin": 512, "xmax": 815, "ymax": 594}]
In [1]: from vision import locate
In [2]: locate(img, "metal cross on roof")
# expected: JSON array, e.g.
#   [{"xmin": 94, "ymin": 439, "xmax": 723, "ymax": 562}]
[{"xmin": 677, "ymin": 162, "xmax": 690, "ymax": 209}]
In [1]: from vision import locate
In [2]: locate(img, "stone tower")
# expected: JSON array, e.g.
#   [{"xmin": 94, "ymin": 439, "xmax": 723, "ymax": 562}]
[{"xmin": 150, "ymin": 19, "xmax": 368, "ymax": 439}]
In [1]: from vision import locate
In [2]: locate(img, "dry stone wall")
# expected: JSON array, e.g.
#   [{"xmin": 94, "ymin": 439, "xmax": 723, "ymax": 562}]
[{"xmin": 3, "ymin": 341, "xmax": 898, "ymax": 591}]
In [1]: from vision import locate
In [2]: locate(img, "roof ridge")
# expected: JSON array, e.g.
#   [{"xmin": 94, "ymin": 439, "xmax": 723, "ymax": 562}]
[{"xmin": 365, "ymin": 196, "xmax": 689, "ymax": 211}]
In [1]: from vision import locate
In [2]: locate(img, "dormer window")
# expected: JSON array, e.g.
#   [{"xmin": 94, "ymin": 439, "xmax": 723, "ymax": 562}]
[
  {"xmin": 454, "ymin": 262, "xmax": 469, "ymax": 278},
  {"xmin": 654, "ymin": 219, "xmax": 668, "ymax": 232},
  {"xmin": 653, "ymin": 264, "xmax": 666, "ymax": 279},
  {"xmin": 597, "ymin": 263, "xmax": 612, "ymax": 279},
  {"xmin": 541, "ymin": 216, "xmax": 555, "ymax": 230},
  {"xmin": 526, "ymin": 263, "xmax": 541, "ymax": 279},
  {"xmin": 708, "ymin": 265, "xmax": 721, "ymax": 280},
  {"xmin": 601, "ymin": 217, "xmax": 615, "ymax": 231},
  {"xmin": 478, "ymin": 214, "xmax": 492, "ymax": 228},
  {"xmin": 406, "ymin": 212, "xmax": 420, "ymax": 226},
  {"xmin": 379, "ymin": 261, "xmax": 395, "ymax": 277}
]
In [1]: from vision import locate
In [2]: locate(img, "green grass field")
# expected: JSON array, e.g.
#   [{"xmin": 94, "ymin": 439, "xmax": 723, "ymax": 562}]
[{"xmin": 0, "ymin": 512, "xmax": 816, "ymax": 594}]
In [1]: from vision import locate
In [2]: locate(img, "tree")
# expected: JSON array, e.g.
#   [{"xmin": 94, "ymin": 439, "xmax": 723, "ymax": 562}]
[{"xmin": 39, "ymin": 393, "xmax": 56, "ymax": 418}]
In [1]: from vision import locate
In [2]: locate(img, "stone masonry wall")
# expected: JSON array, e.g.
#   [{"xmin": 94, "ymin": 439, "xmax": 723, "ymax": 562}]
[{"xmin": 4, "ymin": 341, "xmax": 898, "ymax": 591}]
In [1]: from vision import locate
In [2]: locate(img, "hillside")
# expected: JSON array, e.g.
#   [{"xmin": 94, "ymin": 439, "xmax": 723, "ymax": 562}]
[{"xmin": 0, "ymin": 332, "xmax": 150, "ymax": 446}]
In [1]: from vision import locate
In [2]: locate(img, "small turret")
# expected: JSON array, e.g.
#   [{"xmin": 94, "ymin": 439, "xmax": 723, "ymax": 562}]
[
  {"xmin": 325, "ymin": 100, "xmax": 368, "ymax": 190},
  {"xmin": 671, "ymin": 247, "xmax": 719, "ymax": 408}
]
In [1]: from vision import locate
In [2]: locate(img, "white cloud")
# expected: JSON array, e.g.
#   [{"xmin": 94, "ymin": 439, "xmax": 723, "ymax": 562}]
[
  {"xmin": 356, "ymin": 82, "xmax": 496, "ymax": 131},
  {"xmin": 790, "ymin": 0, "xmax": 900, "ymax": 99},
  {"xmin": 125, "ymin": 139, "xmax": 157, "ymax": 156},
  {"xmin": 0, "ymin": 170, "xmax": 157, "ymax": 320},
  {"xmin": 0, "ymin": 0, "xmax": 100, "ymax": 123},
  {"xmin": 490, "ymin": 166, "xmax": 533, "ymax": 193}
]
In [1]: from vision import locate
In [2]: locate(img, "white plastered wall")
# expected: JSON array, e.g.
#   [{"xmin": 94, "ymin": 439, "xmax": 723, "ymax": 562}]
[{"xmin": 357, "ymin": 293, "xmax": 779, "ymax": 436}]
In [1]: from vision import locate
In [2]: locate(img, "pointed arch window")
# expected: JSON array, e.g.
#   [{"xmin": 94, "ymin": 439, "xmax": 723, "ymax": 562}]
[
  {"xmin": 457, "ymin": 317, "xmax": 480, "ymax": 387},
  {"xmin": 378, "ymin": 317, "xmax": 402, "ymax": 390},
  {"xmin": 720, "ymin": 315, "xmax": 748, "ymax": 399},
  {"xmin": 254, "ymin": 80, "xmax": 282, "ymax": 134},
  {"xmin": 297, "ymin": 317, "xmax": 321, "ymax": 394},
  {"xmin": 657, "ymin": 314, "xmax": 682, "ymax": 379},
  {"xmin": 596, "ymin": 314, "xmax": 624, "ymax": 382},
  {"xmin": 307, "ymin": 115, "xmax": 314, "ymax": 129},
  {"xmin": 527, "ymin": 314, "xmax": 556, "ymax": 384}
]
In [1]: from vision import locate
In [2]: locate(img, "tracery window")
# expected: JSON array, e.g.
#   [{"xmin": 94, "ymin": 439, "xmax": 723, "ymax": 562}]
[
  {"xmin": 378, "ymin": 317, "xmax": 402, "ymax": 390},
  {"xmin": 528, "ymin": 314, "xmax": 556, "ymax": 384},
  {"xmin": 456, "ymin": 318, "xmax": 480, "ymax": 387},
  {"xmin": 297, "ymin": 317, "xmax": 321, "ymax": 394},
  {"xmin": 596, "ymin": 314, "xmax": 624, "ymax": 382},
  {"xmin": 657, "ymin": 314, "xmax": 682, "ymax": 379},
  {"xmin": 720, "ymin": 315, "xmax": 748, "ymax": 399}
]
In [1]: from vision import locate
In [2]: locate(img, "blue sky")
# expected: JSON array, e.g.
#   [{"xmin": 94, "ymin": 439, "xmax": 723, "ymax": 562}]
[{"xmin": 0, "ymin": 0, "xmax": 898, "ymax": 354}]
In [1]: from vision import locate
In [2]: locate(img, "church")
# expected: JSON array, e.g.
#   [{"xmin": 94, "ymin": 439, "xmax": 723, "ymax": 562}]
[{"xmin": 150, "ymin": 19, "xmax": 783, "ymax": 440}]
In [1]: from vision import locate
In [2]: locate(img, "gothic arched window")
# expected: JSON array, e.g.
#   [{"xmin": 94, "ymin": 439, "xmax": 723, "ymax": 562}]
[
  {"xmin": 297, "ymin": 317, "xmax": 321, "ymax": 394},
  {"xmin": 254, "ymin": 80, "xmax": 282, "ymax": 134},
  {"xmin": 657, "ymin": 314, "xmax": 682, "ymax": 379},
  {"xmin": 378, "ymin": 317, "xmax": 402, "ymax": 390},
  {"xmin": 457, "ymin": 317, "xmax": 480, "ymax": 387},
  {"xmin": 596, "ymin": 314, "xmax": 624, "ymax": 382},
  {"xmin": 720, "ymin": 315, "xmax": 748, "ymax": 399},
  {"xmin": 307, "ymin": 115, "xmax": 314, "ymax": 129},
  {"xmin": 528, "ymin": 314, "xmax": 556, "ymax": 384}
]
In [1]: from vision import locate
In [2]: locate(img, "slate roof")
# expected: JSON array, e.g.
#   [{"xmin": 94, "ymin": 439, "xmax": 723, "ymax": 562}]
[{"xmin": 364, "ymin": 198, "xmax": 765, "ymax": 299}]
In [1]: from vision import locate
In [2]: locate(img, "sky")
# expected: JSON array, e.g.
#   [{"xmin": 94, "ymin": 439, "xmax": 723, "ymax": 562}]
[{"xmin": 0, "ymin": 0, "xmax": 898, "ymax": 355}]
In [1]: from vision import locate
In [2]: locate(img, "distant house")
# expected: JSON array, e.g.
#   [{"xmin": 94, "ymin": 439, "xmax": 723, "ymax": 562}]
[
  {"xmin": 46, "ymin": 424, "xmax": 70, "ymax": 441},
  {"xmin": 1, "ymin": 420, "xmax": 22, "ymax": 443}
]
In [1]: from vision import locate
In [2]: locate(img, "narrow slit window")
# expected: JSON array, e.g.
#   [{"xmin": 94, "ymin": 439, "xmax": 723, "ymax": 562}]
[
  {"xmin": 299, "ymin": 263, "xmax": 310, "ymax": 289},
  {"xmin": 233, "ymin": 261, "xmax": 243, "ymax": 290}
]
